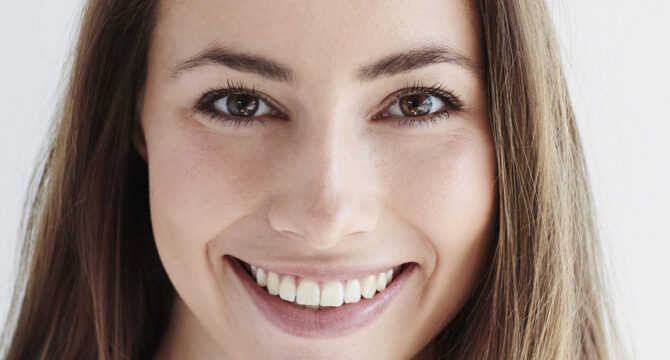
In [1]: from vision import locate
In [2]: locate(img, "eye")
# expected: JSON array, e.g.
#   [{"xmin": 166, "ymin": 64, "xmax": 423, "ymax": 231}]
[
  {"xmin": 212, "ymin": 93, "xmax": 273, "ymax": 117},
  {"xmin": 195, "ymin": 80, "xmax": 463, "ymax": 129},
  {"xmin": 194, "ymin": 80, "xmax": 285, "ymax": 128},
  {"xmin": 388, "ymin": 93, "xmax": 446, "ymax": 117},
  {"xmin": 372, "ymin": 82, "xmax": 465, "ymax": 128}
]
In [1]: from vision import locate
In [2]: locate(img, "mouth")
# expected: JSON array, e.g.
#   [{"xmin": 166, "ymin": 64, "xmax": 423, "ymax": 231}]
[{"xmin": 225, "ymin": 255, "xmax": 417, "ymax": 338}]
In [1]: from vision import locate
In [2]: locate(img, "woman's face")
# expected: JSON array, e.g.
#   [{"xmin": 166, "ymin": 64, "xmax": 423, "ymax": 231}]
[{"xmin": 140, "ymin": 0, "xmax": 497, "ymax": 358}]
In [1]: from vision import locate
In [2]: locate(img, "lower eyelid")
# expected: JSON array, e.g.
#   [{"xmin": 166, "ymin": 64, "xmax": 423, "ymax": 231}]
[{"xmin": 195, "ymin": 87, "xmax": 461, "ymax": 127}]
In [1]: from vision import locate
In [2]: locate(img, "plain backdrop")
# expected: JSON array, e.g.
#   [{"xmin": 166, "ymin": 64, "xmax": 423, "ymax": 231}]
[{"xmin": 1, "ymin": 0, "xmax": 668, "ymax": 358}]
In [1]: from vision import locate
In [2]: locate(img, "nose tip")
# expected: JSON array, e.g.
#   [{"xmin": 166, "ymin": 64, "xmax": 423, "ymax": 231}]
[
  {"xmin": 267, "ymin": 116, "xmax": 378, "ymax": 250},
  {"xmin": 268, "ymin": 192, "xmax": 376, "ymax": 250}
]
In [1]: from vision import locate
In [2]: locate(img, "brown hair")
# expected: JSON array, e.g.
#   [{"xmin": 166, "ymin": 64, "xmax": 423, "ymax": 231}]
[{"xmin": 2, "ymin": 0, "xmax": 625, "ymax": 359}]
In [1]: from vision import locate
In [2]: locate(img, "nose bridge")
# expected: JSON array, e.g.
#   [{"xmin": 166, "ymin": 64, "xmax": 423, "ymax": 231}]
[{"xmin": 268, "ymin": 109, "xmax": 377, "ymax": 250}]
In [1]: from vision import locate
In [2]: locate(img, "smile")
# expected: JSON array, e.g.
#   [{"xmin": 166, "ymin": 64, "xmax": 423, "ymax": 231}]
[
  {"xmin": 243, "ymin": 261, "xmax": 402, "ymax": 308},
  {"xmin": 225, "ymin": 255, "xmax": 417, "ymax": 338}
]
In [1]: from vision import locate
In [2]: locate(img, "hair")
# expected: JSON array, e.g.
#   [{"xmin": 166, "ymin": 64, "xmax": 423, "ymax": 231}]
[{"xmin": 1, "ymin": 0, "xmax": 625, "ymax": 359}]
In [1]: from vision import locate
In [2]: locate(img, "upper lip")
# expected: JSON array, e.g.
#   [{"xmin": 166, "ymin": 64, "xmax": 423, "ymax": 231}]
[{"xmin": 231, "ymin": 255, "xmax": 407, "ymax": 282}]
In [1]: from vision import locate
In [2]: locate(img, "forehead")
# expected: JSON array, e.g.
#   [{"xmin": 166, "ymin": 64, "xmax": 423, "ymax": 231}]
[{"xmin": 153, "ymin": 0, "xmax": 481, "ymax": 81}]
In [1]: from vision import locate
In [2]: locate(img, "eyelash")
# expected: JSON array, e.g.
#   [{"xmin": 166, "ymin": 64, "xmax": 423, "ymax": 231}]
[{"xmin": 194, "ymin": 79, "xmax": 464, "ymax": 129}]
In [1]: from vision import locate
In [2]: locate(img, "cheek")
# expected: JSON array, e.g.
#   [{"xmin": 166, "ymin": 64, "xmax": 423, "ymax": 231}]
[
  {"xmin": 385, "ymin": 130, "xmax": 497, "ymax": 317},
  {"xmin": 143, "ymin": 115, "xmax": 275, "ymax": 302},
  {"xmin": 386, "ymin": 131, "xmax": 497, "ymax": 239},
  {"xmin": 147, "ymin": 126, "xmax": 270, "ymax": 244}
]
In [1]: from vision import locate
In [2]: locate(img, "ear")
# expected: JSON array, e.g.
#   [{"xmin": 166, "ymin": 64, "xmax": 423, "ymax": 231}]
[{"xmin": 132, "ymin": 118, "xmax": 148, "ymax": 162}]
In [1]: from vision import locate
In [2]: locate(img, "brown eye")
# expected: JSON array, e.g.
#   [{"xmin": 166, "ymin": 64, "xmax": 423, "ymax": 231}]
[
  {"xmin": 225, "ymin": 94, "xmax": 259, "ymax": 116},
  {"xmin": 196, "ymin": 83, "xmax": 285, "ymax": 128},
  {"xmin": 399, "ymin": 94, "xmax": 433, "ymax": 116},
  {"xmin": 371, "ymin": 84, "xmax": 464, "ymax": 127}
]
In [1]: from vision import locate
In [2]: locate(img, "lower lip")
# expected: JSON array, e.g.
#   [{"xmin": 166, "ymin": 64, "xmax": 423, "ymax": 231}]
[{"xmin": 225, "ymin": 255, "xmax": 417, "ymax": 338}]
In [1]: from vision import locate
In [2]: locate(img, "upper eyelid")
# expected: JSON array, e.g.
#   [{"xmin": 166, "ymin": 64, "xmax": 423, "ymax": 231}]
[
  {"xmin": 197, "ymin": 87, "xmax": 283, "ymax": 116},
  {"xmin": 198, "ymin": 83, "xmax": 460, "ymax": 117},
  {"xmin": 200, "ymin": 87, "xmax": 271, "ymax": 106},
  {"xmin": 378, "ymin": 87, "xmax": 462, "ymax": 114},
  {"xmin": 394, "ymin": 83, "xmax": 461, "ymax": 104}
]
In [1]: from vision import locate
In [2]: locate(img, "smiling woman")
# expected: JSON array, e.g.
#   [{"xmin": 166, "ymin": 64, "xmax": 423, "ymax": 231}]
[{"xmin": 1, "ymin": 0, "xmax": 623, "ymax": 359}]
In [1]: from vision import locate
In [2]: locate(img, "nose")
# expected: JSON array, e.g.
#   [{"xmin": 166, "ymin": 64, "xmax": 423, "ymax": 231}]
[{"xmin": 268, "ymin": 119, "xmax": 378, "ymax": 250}]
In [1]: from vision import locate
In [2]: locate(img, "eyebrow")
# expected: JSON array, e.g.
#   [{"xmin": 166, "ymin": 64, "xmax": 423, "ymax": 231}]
[
  {"xmin": 169, "ymin": 44, "xmax": 481, "ymax": 83},
  {"xmin": 357, "ymin": 45, "xmax": 481, "ymax": 81},
  {"xmin": 169, "ymin": 46, "xmax": 296, "ymax": 83}
]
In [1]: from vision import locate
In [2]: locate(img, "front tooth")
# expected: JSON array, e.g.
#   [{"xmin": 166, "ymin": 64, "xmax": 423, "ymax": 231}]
[
  {"xmin": 256, "ymin": 268, "xmax": 267, "ymax": 287},
  {"xmin": 344, "ymin": 279, "xmax": 362, "ymax": 303},
  {"xmin": 279, "ymin": 275, "xmax": 296, "ymax": 302},
  {"xmin": 296, "ymin": 279, "xmax": 320, "ymax": 306},
  {"xmin": 376, "ymin": 272, "xmax": 387, "ymax": 291},
  {"xmin": 267, "ymin": 271, "xmax": 280, "ymax": 295},
  {"xmin": 386, "ymin": 269, "xmax": 393, "ymax": 283},
  {"xmin": 361, "ymin": 275, "xmax": 377, "ymax": 299},
  {"xmin": 320, "ymin": 282, "xmax": 344, "ymax": 307}
]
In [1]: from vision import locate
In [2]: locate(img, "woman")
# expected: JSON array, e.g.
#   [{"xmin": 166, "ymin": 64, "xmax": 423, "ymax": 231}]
[{"xmin": 2, "ymin": 0, "xmax": 624, "ymax": 358}]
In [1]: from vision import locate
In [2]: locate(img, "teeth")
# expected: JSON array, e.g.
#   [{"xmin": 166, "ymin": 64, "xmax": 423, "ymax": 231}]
[
  {"xmin": 296, "ymin": 279, "xmax": 320, "ymax": 306},
  {"xmin": 344, "ymin": 279, "xmax": 362, "ymax": 304},
  {"xmin": 256, "ymin": 268, "xmax": 267, "ymax": 287},
  {"xmin": 267, "ymin": 271, "xmax": 280, "ymax": 295},
  {"xmin": 247, "ymin": 261, "xmax": 401, "ymax": 308},
  {"xmin": 376, "ymin": 272, "xmax": 387, "ymax": 291},
  {"xmin": 279, "ymin": 276, "xmax": 296, "ymax": 302},
  {"xmin": 320, "ymin": 282, "xmax": 344, "ymax": 307},
  {"xmin": 361, "ymin": 275, "xmax": 377, "ymax": 299}
]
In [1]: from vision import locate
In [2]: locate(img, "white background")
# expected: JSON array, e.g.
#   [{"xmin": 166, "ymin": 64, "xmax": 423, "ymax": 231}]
[{"xmin": 1, "ymin": 1, "xmax": 668, "ymax": 358}]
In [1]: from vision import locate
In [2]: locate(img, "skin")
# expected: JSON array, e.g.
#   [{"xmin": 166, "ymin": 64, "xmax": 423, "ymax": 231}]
[{"xmin": 139, "ymin": 0, "xmax": 498, "ymax": 358}]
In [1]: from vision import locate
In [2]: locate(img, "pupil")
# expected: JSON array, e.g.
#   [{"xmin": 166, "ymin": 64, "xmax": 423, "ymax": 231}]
[
  {"xmin": 400, "ymin": 94, "xmax": 432, "ymax": 116},
  {"xmin": 227, "ymin": 94, "xmax": 259, "ymax": 116}
]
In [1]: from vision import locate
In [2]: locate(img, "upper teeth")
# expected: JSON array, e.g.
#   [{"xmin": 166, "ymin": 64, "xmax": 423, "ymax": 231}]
[{"xmin": 247, "ymin": 263, "xmax": 398, "ymax": 308}]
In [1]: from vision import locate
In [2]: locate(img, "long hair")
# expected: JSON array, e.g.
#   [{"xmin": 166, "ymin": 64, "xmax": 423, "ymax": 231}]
[
  {"xmin": 424, "ymin": 1, "xmax": 626, "ymax": 358},
  {"xmin": 2, "ymin": 0, "xmax": 624, "ymax": 359}
]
